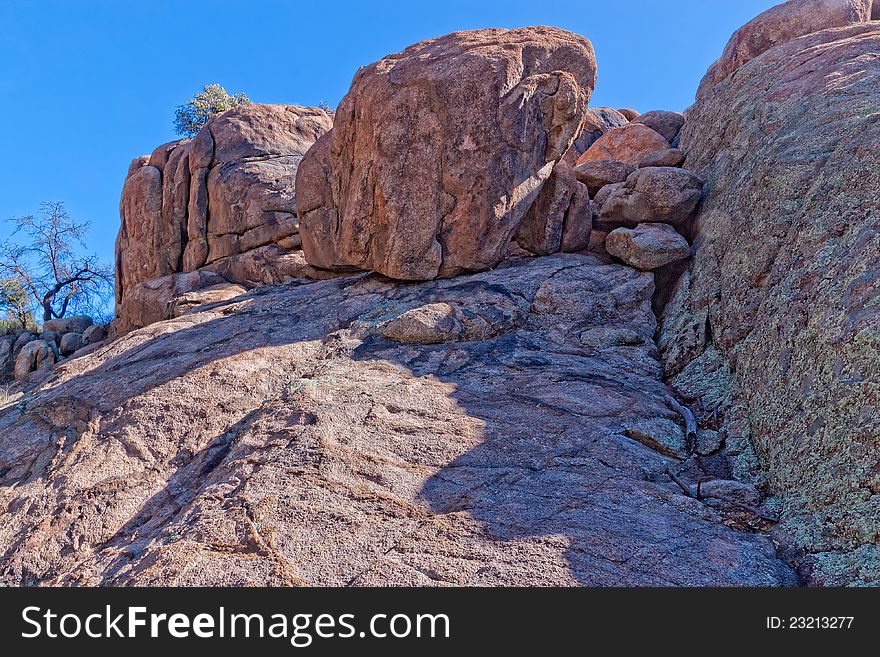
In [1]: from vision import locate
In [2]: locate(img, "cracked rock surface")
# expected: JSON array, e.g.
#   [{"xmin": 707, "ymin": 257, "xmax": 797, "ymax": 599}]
[{"xmin": 0, "ymin": 254, "xmax": 795, "ymax": 585}]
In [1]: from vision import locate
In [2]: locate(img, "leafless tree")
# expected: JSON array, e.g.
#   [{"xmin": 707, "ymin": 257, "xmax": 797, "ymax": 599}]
[{"xmin": 0, "ymin": 202, "xmax": 114, "ymax": 323}]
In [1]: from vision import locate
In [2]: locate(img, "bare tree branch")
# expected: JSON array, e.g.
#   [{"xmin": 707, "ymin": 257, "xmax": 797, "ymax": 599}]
[{"xmin": 0, "ymin": 202, "xmax": 113, "ymax": 325}]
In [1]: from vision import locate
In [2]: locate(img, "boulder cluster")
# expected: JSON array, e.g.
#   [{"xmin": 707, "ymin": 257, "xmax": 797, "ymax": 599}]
[
  {"xmin": 112, "ymin": 26, "xmax": 703, "ymax": 337},
  {"xmin": 0, "ymin": 316, "xmax": 107, "ymax": 381},
  {"xmin": 570, "ymin": 109, "xmax": 700, "ymax": 272}
]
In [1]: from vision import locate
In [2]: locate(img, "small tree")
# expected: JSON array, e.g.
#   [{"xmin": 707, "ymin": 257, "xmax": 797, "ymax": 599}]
[
  {"xmin": 0, "ymin": 202, "xmax": 114, "ymax": 323},
  {"xmin": 0, "ymin": 278, "xmax": 35, "ymax": 332},
  {"xmin": 174, "ymin": 83, "xmax": 250, "ymax": 137}
]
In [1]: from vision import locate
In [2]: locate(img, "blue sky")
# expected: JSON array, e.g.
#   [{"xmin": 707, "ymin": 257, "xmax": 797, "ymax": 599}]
[{"xmin": 0, "ymin": 0, "xmax": 777, "ymax": 266}]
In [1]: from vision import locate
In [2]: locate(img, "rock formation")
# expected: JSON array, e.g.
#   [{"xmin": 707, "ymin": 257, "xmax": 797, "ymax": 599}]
[
  {"xmin": 115, "ymin": 104, "xmax": 333, "ymax": 334},
  {"xmin": 0, "ymin": 2, "xmax": 877, "ymax": 587},
  {"xmin": 661, "ymin": 19, "xmax": 880, "ymax": 585},
  {"xmin": 696, "ymin": 0, "xmax": 876, "ymax": 99},
  {"xmin": 297, "ymin": 27, "xmax": 597, "ymax": 280}
]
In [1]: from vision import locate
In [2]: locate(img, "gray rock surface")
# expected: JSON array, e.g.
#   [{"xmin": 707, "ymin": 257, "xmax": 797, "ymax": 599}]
[{"xmin": 0, "ymin": 255, "xmax": 795, "ymax": 586}]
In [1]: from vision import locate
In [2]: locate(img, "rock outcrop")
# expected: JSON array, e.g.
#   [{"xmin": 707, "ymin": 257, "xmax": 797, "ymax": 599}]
[
  {"xmin": 661, "ymin": 22, "xmax": 880, "ymax": 585},
  {"xmin": 561, "ymin": 107, "xmax": 630, "ymax": 166},
  {"xmin": 115, "ymin": 104, "xmax": 333, "ymax": 334},
  {"xmin": 0, "ymin": 254, "xmax": 795, "ymax": 586},
  {"xmin": 297, "ymin": 27, "xmax": 597, "ymax": 280},
  {"xmin": 696, "ymin": 0, "xmax": 876, "ymax": 99}
]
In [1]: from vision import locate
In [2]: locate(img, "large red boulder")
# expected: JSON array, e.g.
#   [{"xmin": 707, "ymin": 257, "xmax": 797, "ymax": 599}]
[{"xmin": 297, "ymin": 27, "xmax": 597, "ymax": 280}]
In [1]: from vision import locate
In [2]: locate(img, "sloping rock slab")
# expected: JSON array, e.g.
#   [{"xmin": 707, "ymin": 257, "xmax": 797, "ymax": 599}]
[{"xmin": 0, "ymin": 255, "xmax": 794, "ymax": 586}]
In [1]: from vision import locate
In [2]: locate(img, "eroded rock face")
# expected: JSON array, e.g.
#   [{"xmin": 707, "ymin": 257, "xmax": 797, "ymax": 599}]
[
  {"xmin": 661, "ymin": 23, "xmax": 880, "ymax": 585},
  {"xmin": 82, "ymin": 324, "xmax": 107, "ymax": 346},
  {"xmin": 297, "ymin": 27, "xmax": 597, "ymax": 280},
  {"xmin": 43, "ymin": 316, "xmax": 92, "ymax": 334},
  {"xmin": 115, "ymin": 104, "xmax": 332, "ymax": 334},
  {"xmin": 696, "ymin": 0, "xmax": 875, "ymax": 99},
  {"xmin": 0, "ymin": 255, "xmax": 795, "ymax": 586}
]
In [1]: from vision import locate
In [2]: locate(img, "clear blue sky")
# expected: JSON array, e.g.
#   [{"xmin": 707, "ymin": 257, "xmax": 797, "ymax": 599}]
[{"xmin": 0, "ymin": 0, "xmax": 777, "ymax": 266}]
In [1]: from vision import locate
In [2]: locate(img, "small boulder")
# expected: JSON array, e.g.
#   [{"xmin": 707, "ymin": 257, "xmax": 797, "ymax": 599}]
[
  {"xmin": 380, "ymin": 303, "xmax": 463, "ymax": 344},
  {"xmin": 59, "ymin": 332, "xmax": 84, "ymax": 356},
  {"xmin": 618, "ymin": 108, "xmax": 640, "ymax": 120},
  {"xmin": 597, "ymin": 166, "xmax": 704, "ymax": 227},
  {"xmin": 13, "ymin": 339, "xmax": 56, "ymax": 380},
  {"xmin": 82, "ymin": 324, "xmax": 108, "ymax": 346},
  {"xmin": 561, "ymin": 107, "xmax": 630, "ymax": 166},
  {"xmin": 579, "ymin": 327, "xmax": 646, "ymax": 349},
  {"xmin": 576, "ymin": 123, "xmax": 670, "ymax": 166},
  {"xmin": 43, "ymin": 315, "xmax": 92, "ymax": 334},
  {"xmin": 697, "ymin": 0, "xmax": 875, "ymax": 99},
  {"xmin": 13, "ymin": 332, "xmax": 35, "ymax": 355},
  {"xmin": 516, "ymin": 161, "xmax": 592, "ymax": 255},
  {"xmin": 639, "ymin": 148, "xmax": 685, "ymax": 168},
  {"xmin": 634, "ymin": 110, "xmax": 686, "ymax": 143},
  {"xmin": 573, "ymin": 159, "xmax": 636, "ymax": 196},
  {"xmin": 169, "ymin": 283, "xmax": 248, "ymax": 318},
  {"xmin": 605, "ymin": 223, "xmax": 691, "ymax": 270},
  {"xmin": 696, "ymin": 479, "xmax": 761, "ymax": 507},
  {"xmin": 39, "ymin": 330, "xmax": 61, "ymax": 345},
  {"xmin": 624, "ymin": 417, "xmax": 689, "ymax": 459},
  {"xmin": 695, "ymin": 429, "xmax": 724, "ymax": 456},
  {"xmin": 298, "ymin": 26, "xmax": 598, "ymax": 280}
]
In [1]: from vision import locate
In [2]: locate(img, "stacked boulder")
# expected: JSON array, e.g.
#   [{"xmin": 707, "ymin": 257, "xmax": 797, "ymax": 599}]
[
  {"xmin": 115, "ymin": 104, "xmax": 333, "ymax": 334},
  {"xmin": 570, "ymin": 110, "xmax": 702, "ymax": 272},
  {"xmin": 4, "ymin": 316, "xmax": 108, "ymax": 381}
]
